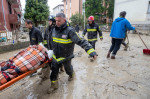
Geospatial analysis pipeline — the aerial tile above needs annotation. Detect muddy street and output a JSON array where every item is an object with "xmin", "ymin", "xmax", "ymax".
[{"xmin": 0, "ymin": 32, "xmax": 150, "ymax": 99}]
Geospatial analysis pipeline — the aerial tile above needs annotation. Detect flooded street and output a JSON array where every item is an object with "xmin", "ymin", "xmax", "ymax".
[{"xmin": 0, "ymin": 32, "xmax": 150, "ymax": 99}]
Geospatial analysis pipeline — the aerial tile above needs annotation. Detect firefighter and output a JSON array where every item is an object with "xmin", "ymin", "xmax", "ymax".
[
  {"xmin": 82, "ymin": 16, "xmax": 103, "ymax": 49},
  {"xmin": 25, "ymin": 19, "xmax": 43, "ymax": 45},
  {"xmin": 47, "ymin": 13, "xmax": 97, "ymax": 93},
  {"xmin": 43, "ymin": 15, "xmax": 56, "ymax": 49},
  {"xmin": 37, "ymin": 16, "xmax": 56, "ymax": 83},
  {"xmin": 25, "ymin": 19, "xmax": 44, "ymax": 77}
]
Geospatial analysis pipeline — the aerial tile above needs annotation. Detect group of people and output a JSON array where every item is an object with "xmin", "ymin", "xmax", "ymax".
[{"xmin": 24, "ymin": 11, "xmax": 135, "ymax": 93}]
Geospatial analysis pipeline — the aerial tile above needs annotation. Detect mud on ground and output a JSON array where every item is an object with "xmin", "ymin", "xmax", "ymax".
[{"xmin": 0, "ymin": 32, "xmax": 150, "ymax": 99}]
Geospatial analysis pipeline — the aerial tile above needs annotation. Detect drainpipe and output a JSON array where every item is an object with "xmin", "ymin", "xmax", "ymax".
[{"xmin": 1, "ymin": 0, "xmax": 7, "ymax": 31}]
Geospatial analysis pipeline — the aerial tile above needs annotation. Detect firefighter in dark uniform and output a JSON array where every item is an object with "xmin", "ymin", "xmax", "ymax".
[
  {"xmin": 47, "ymin": 13, "xmax": 97, "ymax": 93},
  {"xmin": 37, "ymin": 16, "xmax": 56, "ymax": 83},
  {"xmin": 25, "ymin": 19, "xmax": 43, "ymax": 45},
  {"xmin": 43, "ymin": 15, "xmax": 56, "ymax": 49},
  {"xmin": 25, "ymin": 19, "xmax": 43, "ymax": 77},
  {"xmin": 82, "ymin": 16, "xmax": 103, "ymax": 49}
]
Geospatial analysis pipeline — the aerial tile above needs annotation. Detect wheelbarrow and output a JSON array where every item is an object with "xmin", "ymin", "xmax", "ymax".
[{"xmin": 137, "ymin": 31, "xmax": 150, "ymax": 55}]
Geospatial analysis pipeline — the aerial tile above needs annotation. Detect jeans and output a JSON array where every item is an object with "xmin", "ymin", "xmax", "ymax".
[{"xmin": 109, "ymin": 38, "xmax": 123, "ymax": 56}]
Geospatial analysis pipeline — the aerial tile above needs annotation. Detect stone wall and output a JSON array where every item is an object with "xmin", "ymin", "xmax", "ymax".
[{"xmin": 0, "ymin": 41, "xmax": 30, "ymax": 54}]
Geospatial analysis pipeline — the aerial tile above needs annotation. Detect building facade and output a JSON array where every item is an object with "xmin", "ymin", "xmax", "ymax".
[
  {"xmin": 114, "ymin": 0, "xmax": 150, "ymax": 34},
  {"xmin": 63, "ymin": 0, "xmax": 84, "ymax": 21},
  {"xmin": 52, "ymin": 4, "xmax": 64, "ymax": 16},
  {"xmin": 0, "ymin": 0, "xmax": 21, "ymax": 32}
]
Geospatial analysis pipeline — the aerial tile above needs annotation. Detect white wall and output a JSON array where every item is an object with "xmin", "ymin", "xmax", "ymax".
[{"xmin": 114, "ymin": 0, "xmax": 150, "ymax": 24}]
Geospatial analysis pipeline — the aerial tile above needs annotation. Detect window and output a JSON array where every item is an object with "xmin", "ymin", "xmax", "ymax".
[
  {"xmin": 66, "ymin": 9, "xmax": 67, "ymax": 14},
  {"xmin": 148, "ymin": 1, "xmax": 150, "ymax": 14},
  {"xmin": 8, "ymin": 2, "xmax": 12, "ymax": 14},
  {"xmin": 10, "ymin": 24, "xmax": 13, "ymax": 29},
  {"xmin": 66, "ymin": 0, "xmax": 67, "ymax": 5},
  {"xmin": 70, "ymin": 12, "xmax": 71, "ymax": 17},
  {"xmin": 66, "ymin": 0, "xmax": 68, "ymax": 10}
]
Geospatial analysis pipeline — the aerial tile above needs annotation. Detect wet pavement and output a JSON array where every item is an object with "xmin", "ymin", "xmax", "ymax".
[{"xmin": 0, "ymin": 32, "xmax": 150, "ymax": 99}]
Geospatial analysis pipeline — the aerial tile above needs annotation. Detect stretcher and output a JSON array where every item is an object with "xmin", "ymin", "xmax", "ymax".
[{"xmin": 0, "ymin": 59, "xmax": 51, "ymax": 91}]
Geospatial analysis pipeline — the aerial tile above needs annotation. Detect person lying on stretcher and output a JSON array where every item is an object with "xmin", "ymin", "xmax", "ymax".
[{"xmin": 0, "ymin": 45, "xmax": 53, "ymax": 86}]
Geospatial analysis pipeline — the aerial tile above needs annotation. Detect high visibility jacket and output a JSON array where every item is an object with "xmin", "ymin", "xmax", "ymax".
[
  {"xmin": 29, "ymin": 26, "xmax": 43, "ymax": 45},
  {"xmin": 82, "ymin": 22, "xmax": 103, "ymax": 42},
  {"xmin": 50, "ymin": 22, "xmax": 97, "ymax": 63}
]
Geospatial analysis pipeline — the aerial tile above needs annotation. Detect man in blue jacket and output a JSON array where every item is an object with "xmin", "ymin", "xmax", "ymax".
[{"xmin": 107, "ymin": 11, "xmax": 135, "ymax": 59}]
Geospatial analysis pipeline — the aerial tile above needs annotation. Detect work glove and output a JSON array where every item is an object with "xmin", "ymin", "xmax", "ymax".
[
  {"xmin": 39, "ymin": 42, "xmax": 45, "ymax": 48},
  {"xmin": 47, "ymin": 50, "xmax": 53, "ymax": 59}
]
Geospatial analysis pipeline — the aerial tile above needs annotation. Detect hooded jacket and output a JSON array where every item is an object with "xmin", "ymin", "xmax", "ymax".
[{"xmin": 110, "ymin": 17, "xmax": 135, "ymax": 39}]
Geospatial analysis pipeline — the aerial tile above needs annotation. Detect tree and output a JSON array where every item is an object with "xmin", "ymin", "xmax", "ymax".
[
  {"xmin": 85, "ymin": 0, "xmax": 115, "ymax": 23},
  {"xmin": 24, "ymin": 0, "xmax": 49, "ymax": 26},
  {"xmin": 70, "ymin": 13, "xmax": 86, "ymax": 29},
  {"xmin": 38, "ymin": 0, "xmax": 48, "ymax": 4},
  {"xmin": 85, "ymin": 0, "xmax": 104, "ymax": 22},
  {"xmin": 105, "ymin": 0, "xmax": 115, "ymax": 18}
]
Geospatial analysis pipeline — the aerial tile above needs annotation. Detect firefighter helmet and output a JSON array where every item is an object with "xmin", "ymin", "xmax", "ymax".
[
  {"xmin": 88, "ymin": 16, "xmax": 94, "ymax": 21},
  {"xmin": 48, "ymin": 15, "xmax": 56, "ymax": 22}
]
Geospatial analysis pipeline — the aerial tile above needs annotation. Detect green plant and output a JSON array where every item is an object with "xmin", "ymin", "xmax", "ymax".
[{"xmin": 24, "ymin": 0, "xmax": 50, "ymax": 26}]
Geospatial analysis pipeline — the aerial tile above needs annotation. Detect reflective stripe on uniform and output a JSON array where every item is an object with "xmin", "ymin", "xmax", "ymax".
[
  {"xmin": 43, "ymin": 40, "xmax": 47, "ymax": 44},
  {"xmin": 76, "ymin": 32, "xmax": 81, "ymax": 40},
  {"xmin": 38, "ymin": 42, "xmax": 43, "ymax": 45},
  {"xmin": 51, "ymin": 80, "xmax": 58, "ymax": 83},
  {"xmin": 32, "ymin": 38, "xmax": 36, "ymax": 40},
  {"xmin": 88, "ymin": 38, "xmax": 97, "ymax": 41},
  {"xmin": 53, "ymin": 55, "xmax": 65, "ymax": 62},
  {"xmin": 87, "ymin": 48, "xmax": 95, "ymax": 55},
  {"xmin": 53, "ymin": 37, "xmax": 72, "ymax": 44},
  {"xmin": 67, "ymin": 22, "xmax": 70, "ymax": 26},
  {"xmin": 99, "ymin": 36, "xmax": 103, "ymax": 38},
  {"xmin": 87, "ymin": 29, "xmax": 97, "ymax": 32}
]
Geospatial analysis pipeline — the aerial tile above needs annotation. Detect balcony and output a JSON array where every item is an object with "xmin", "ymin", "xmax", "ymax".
[
  {"xmin": 9, "ymin": 14, "xmax": 21, "ymax": 24},
  {"xmin": 8, "ymin": 0, "xmax": 18, "ymax": 4},
  {"xmin": 12, "ymin": 3, "xmax": 21, "ymax": 14}
]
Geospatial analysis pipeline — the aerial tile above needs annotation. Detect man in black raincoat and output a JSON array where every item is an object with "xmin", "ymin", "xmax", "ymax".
[{"xmin": 48, "ymin": 13, "xmax": 97, "ymax": 93}]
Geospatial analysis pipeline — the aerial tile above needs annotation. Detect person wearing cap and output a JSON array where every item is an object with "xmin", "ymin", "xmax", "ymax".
[
  {"xmin": 82, "ymin": 16, "xmax": 103, "ymax": 50},
  {"xmin": 107, "ymin": 11, "xmax": 135, "ymax": 59}
]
